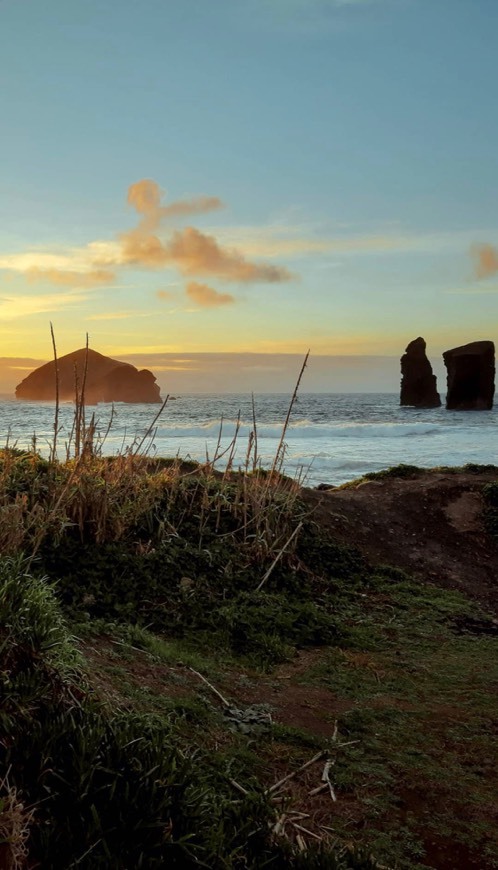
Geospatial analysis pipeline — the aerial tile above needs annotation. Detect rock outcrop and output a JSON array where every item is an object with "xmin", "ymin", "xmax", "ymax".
[
  {"xmin": 400, "ymin": 337, "xmax": 441, "ymax": 408},
  {"xmin": 443, "ymin": 341, "xmax": 495, "ymax": 410},
  {"xmin": 15, "ymin": 348, "xmax": 162, "ymax": 404}
]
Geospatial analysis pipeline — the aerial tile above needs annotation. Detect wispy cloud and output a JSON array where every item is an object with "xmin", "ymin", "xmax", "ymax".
[
  {"xmin": 87, "ymin": 311, "xmax": 155, "ymax": 321},
  {"xmin": 471, "ymin": 243, "xmax": 498, "ymax": 280},
  {"xmin": 26, "ymin": 268, "xmax": 115, "ymax": 288},
  {"xmin": 186, "ymin": 281, "xmax": 235, "ymax": 308},
  {"xmin": 443, "ymin": 285, "xmax": 498, "ymax": 295},
  {"xmin": 127, "ymin": 179, "xmax": 224, "ymax": 225},
  {"xmin": 0, "ymin": 290, "xmax": 88, "ymax": 321}
]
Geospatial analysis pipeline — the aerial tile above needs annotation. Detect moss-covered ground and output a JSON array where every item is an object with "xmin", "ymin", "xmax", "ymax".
[{"xmin": 1, "ymin": 450, "xmax": 497, "ymax": 868}]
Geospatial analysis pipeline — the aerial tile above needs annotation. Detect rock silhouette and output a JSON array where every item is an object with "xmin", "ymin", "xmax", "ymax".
[
  {"xmin": 15, "ymin": 348, "xmax": 162, "ymax": 404},
  {"xmin": 443, "ymin": 341, "xmax": 495, "ymax": 410},
  {"xmin": 400, "ymin": 337, "xmax": 441, "ymax": 408}
]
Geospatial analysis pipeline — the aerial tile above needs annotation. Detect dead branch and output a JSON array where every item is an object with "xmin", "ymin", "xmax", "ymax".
[
  {"xmin": 229, "ymin": 779, "xmax": 249, "ymax": 796},
  {"xmin": 267, "ymin": 749, "xmax": 327, "ymax": 795},
  {"xmin": 291, "ymin": 822, "xmax": 323, "ymax": 842},
  {"xmin": 187, "ymin": 666, "xmax": 230, "ymax": 708}
]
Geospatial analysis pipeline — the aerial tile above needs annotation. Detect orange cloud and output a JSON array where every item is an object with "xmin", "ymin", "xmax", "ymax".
[
  {"xmin": 127, "ymin": 179, "xmax": 223, "ymax": 228},
  {"xmin": 122, "ymin": 224, "xmax": 293, "ymax": 282},
  {"xmin": 472, "ymin": 243, "xmax": 498, "ymax": 279},
  {"xmin": 0, "ymin": 180, "xmax": 294, "ymax": 292},
  {"xmin": 26, "ymin": 268, "xmax": 115, "ymax": 287},
  {"xmin": 156, "ymin": 289, "xmax": 174, "ymax": 300},
  {"xmin": 186, "ymin": 281, "xmax": 235, "ymax": 308},
  {"xmin": 167, "ymin": 227, "xmax": 292, "ymax": 282},
  {"xmin": 121, "ymin": 179, "xmax": 293, "ymax": 284}
]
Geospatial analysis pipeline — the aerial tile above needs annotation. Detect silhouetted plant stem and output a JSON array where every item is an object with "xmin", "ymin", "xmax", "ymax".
[
  {"xmin": 271, "ymin": 350, "xmax": 310, "ymax": 478},
  {"xmin": 50, "ymin": 322, "xmax": 60, "ymax": 463},
  {"xmin": 132, "ymin": 394, "xmax": 170, "ymax": 456}
]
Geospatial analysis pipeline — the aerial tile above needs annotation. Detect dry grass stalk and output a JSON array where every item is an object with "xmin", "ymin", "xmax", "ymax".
[
  {"xmin": 49, "ymin": 321, "xmax": 60, "ymax": 464},
  {"xmin": 0, "ymin": 333, "xmax": 310, "ymax": 571},
  {"xmin": 132, "ymin": 394, "xmax": 170, "ymax": 457},
  {"xmin": 256, "ymin": 521, "xmax": 303, "ymax": 592},
  {"xmin": 269, "ymin": 350, "xmax": 310, "ymax": 479},
  {"xmin": 251, "ymin": 392, "xmax": 258, "ymax": 472},
  {"xmin": 0, "ymin": 772, "xmax": 34, "ymax": 870}
]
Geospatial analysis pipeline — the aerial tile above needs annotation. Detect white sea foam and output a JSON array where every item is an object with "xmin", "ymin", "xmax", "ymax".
[
  {"xmin": 155, "ymin": 419, "xmax": 443, "ymax": 440},
  {"xmin": 0, "ymin": 393, "xmax": 497, "ymax": 486}
]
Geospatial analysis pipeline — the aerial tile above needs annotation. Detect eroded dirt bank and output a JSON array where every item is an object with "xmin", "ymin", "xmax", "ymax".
[{"xmin": 304, "ymin": 469, "xmax": 498, "ymax": 614}]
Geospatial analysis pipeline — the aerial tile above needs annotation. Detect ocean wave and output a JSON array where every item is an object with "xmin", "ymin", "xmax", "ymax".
[{"xmin": 154, "ymin": 419, "xmax": 443, "ymax": 440}]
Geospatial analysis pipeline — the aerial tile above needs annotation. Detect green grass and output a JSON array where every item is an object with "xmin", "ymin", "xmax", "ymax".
[
  {"xmin": 289, "ymin": 574, "xmax": 498, "ymax": 869},
  {"xmin": 2, "ymin": 438, "xmax": 498, "ymax": 868},
  {"xmin": 70, "ymin": 559, "xmax": 498, "ymax": 869},
  {"xmin": 2, "ymin": 555, "xmax": 385, "ymax": 869},
  {"xmin": 337, "ymin": 462, "xmax": 498, "ymax": 488}
]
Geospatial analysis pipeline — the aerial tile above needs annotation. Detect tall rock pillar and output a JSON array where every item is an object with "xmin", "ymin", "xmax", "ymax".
[
  {"xmin": 443, "ymin": 341, "xmax": 495, "ymax": 410},
  {"xmin": 400, "ymin": 337, "xmax": 441, "ymax": 408}
]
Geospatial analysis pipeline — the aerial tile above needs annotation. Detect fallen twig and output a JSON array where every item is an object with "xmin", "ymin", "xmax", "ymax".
[
  {"xmin": 187, "ymin": 666, "xmax": 230, "ymax": 708},
  {"xmin": 272, "ymin": 813, "xmax": 287, "ymax": 836},
  {"xmin": 291, "ymin": 822, "xmax": 323, "ymax": 842},
  {"xmin": 267, "ymin": 749, "xmax": 327, "ymax": 795},
  {"xmin": 308, "ymin": 782, "xmax": 329, "ymax": 797},
  {"xmin": 229, "ymin": 779, "xmax": 249, "ymax": 796},
  {"xmin": 296, "ymin": 833, "xmax": 306, "ymax": 852},
  {"xmin": 321, "ymin": 759, "xmax": 337, "ymax": 802}
]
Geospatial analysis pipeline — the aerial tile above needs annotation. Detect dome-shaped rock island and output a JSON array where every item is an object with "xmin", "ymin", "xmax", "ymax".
[{"xmin": 15, "ymin": 348, "xmax": 162, "ymax": 404}]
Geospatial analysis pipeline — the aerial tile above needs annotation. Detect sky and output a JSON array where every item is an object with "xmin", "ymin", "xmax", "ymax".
[{"xmin": 1, "ymin": 0, "xmax": 497, "ymax": 393}]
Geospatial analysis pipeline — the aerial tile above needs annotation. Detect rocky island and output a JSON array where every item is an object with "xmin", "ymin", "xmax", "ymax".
[
  {"xmin": 443, "ymin": 340, "xmax": 495, "ymax": 410},
  {"xmin": 400, "ymin": 336, "xmax": 441, "ymax": 407},
  {"xmin": 15, "ymin": 347, "xmax": 162, "ymax": 404}
]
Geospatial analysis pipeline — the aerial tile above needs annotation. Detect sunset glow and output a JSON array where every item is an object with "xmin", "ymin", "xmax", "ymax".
[{"xmin": 1, "ymin": 0, "xmax": 497, "ymax": 392}]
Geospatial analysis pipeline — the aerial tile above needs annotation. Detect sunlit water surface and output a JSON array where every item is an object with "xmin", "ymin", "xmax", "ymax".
[{"xmin": 1, "ymin": 393, "xmax": 497, "ymax": 487}]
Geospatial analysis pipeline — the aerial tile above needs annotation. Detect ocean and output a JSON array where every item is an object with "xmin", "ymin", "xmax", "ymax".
[{"xmin": 1, "ymin": 393, "xmax": 497, "ymax": 487}]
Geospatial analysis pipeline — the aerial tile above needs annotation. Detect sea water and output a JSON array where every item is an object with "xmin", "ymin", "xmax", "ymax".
[{"xmin": 0, "ymin": 393, "xmax": 497, "ymax": 487}]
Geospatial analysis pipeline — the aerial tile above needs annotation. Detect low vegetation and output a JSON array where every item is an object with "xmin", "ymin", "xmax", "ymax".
[
  {"xmin": 1, "ymin": 372, "xmax": 497, "ymax": 868},
  {"xmin": 337, "ymin": 461, "xmax": 498, "ymax": 488}
]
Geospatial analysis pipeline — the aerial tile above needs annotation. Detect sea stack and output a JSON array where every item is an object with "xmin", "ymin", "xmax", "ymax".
[
  {"xmin": 15, "ymin": 348, "xmax": 162, "ymax": 404},
  {"xmin": 400, "ymin": 337, "xmax": 441, "ymax": 408},
  {"xmin": 443, "ymin": 341, "xmax": 495, "ymax": 410}
]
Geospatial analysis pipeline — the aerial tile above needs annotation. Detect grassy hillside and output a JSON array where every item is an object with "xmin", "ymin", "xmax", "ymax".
[{"xmin": 0, "ymin": 440, "xmax": 497, "ymax": 869}]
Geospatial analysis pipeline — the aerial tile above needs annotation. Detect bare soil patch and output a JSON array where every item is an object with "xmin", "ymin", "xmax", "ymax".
[{"xmin": 303, "ymin": 470, "xmax": 498, "ymax": 613}]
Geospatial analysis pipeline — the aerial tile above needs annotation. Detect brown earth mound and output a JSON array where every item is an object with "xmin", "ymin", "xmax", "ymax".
[{"xmin": 304, "ymin": 469, "xmax": 498, "ymax": 614}]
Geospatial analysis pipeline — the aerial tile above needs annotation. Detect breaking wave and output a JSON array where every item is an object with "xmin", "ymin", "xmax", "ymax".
[{"xmin": 155, "ymin": 419, "xmax": 443, "ymax": 440}]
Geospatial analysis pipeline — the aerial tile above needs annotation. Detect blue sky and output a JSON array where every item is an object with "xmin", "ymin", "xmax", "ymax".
[{"xmin": 0, "ymin": 0, "xmax": 497, "ymax": 391}]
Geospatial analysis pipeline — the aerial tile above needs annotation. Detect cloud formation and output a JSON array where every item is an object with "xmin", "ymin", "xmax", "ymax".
[
  {"xmin": 26, "ymin": 268, "xmax": 115, "ymax": 288},
  {"xmin": 472, "ymin": 243, "xmax": 498, "ymax": 280},
  {"xmin": 158, "ymin": 227, "xmax": 291, "ymax": 282},
  {"xmin": 88, "ymin": 311, "xmax": 155, "ymax": 321},
  {"xmin": 127, "ymin": 179, "xmax": 224, "ymax": 227},
  {"xmin": 0, "ymin": 179, "xmax": 293, "ymax": 299},
  {"xmin": 186, "ymin": 281, "xmax": 235, "ymax": 308},
  {"xmin": 0, "ymin": 291, "xmax": 88, "ymax": 321},
  {"xmin": 121, "ymin": 180, "xmax": 293, "ymax": 283}
]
